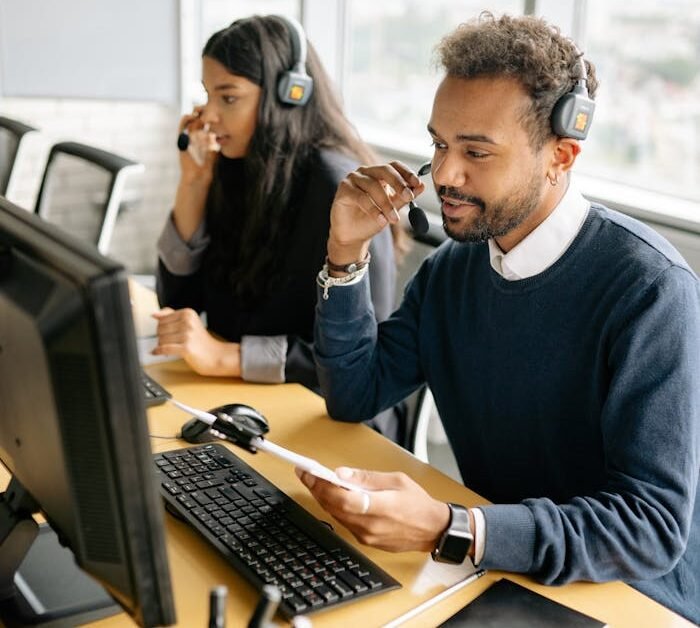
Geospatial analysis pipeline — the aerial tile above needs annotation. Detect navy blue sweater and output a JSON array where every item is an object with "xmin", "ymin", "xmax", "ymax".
[{"xmin": 315, "ymin": 205, "xmax": 700, "ymax": 623}]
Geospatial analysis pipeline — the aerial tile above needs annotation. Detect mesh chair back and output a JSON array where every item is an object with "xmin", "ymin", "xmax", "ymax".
[
  {"xmin": 34, "ymin": 141, "xmax": 144, "ymax": 254},
  {"xmin": 0, "ymin": 116, "xmax": 38, "ymax": 198}
]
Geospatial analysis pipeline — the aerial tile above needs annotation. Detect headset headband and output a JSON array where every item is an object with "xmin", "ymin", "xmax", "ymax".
[
  {"xmin": 280, "ymin": 16, "xmax": 307, "ymax": 74},
  {"xmin": 577, "ymin": 55, "xmax": 588, "ymax": 89},
  {"xmin": 276, "ymin": 15, "xmax": 313, "ymax": 106}
]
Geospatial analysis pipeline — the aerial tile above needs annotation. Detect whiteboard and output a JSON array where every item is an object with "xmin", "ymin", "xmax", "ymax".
[{"xmin": 0, "ymin": 0, "xmax": 179, "ymax": 104}]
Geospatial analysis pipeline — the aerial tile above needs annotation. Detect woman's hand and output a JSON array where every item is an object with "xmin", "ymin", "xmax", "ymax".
[
  {"xmin": 152, "ymin": 307, "xmax": 241, "ymax": 377},
  {"xmin": 296, "ymin": 466, "xmax": 449, "ymax": 552},
  {"xmin": 178, "ymin": 106, "xmax": 219, "ymax": 186},
  {"xmin": 172, "ymin": 107, "xmax": 219, "ymax": 242}
]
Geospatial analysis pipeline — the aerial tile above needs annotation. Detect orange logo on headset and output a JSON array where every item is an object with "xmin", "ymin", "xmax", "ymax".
[
  {"xmin": 575, "ymin": 112, "xmax": 589, "ymax": 132},
  {"xmin": 289, "ymin": 85, "xmax": 305, "ymax": 101}
]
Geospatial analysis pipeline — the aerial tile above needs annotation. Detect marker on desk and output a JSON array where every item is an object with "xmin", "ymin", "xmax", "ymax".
[
  {"xmin": 208, "ymin": 585, "xmax": 227, "ymax": 628},
  {"xmin": 247, "ymin": 584, "xmax": 281, "ymax": 628}
]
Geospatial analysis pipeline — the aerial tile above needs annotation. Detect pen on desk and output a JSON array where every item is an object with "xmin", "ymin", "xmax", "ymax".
[
  {"xmin": 247, "ymin": 584, "xmax": 281, "ymax": 628},
  {"xmin": 382, "ymin": 569, "xmax": 487, "ymax": 628},
  {"xmin": 208, "ymin": 585, "xmax": 227, "ymax": 628}
]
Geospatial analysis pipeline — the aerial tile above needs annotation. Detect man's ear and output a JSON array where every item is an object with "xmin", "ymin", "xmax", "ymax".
[{"xmin": 547, "ymin": 137, "xmax": 581, "ymax": 181}]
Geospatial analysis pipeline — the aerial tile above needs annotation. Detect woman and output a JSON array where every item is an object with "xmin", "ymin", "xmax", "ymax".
[{"xmin": 154, "ymin": 15, "xmax": 404, "ymax": 439}]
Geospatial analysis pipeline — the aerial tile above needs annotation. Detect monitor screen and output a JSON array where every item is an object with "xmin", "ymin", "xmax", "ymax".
[{"xmin": 0, "ymin": 196, "xmax": 175, "ymax": 626}]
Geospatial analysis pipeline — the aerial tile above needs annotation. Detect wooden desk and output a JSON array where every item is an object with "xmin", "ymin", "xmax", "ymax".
[
  {"xmin": 87, "ymin": 358, "xmax": 690, "ymax": 628},
  {"xmin": 0, "ymin": 281, "xmax": 690, "ymax": 627}
]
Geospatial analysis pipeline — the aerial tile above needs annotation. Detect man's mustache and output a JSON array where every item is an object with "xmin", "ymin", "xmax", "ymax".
[{"xmin": 438, "ymin": 186, "xmax": 486, "ymax": 211}]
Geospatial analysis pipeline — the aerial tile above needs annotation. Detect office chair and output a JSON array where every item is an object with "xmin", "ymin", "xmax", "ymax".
[
  {"xmin": 34, "ymin": 141, "xmax": 144, "ymax": 254},
  {"xmin": 0, "ymin": 116, "xmax": 39, "ymax": 199}
]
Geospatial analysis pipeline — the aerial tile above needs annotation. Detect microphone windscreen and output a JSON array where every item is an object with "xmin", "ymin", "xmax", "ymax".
[
  {"xmin": 177, "ymin": 131, "xmax": 190, "ymax": 151},
  {"xmin": 408, "ymin": 204, "xmax": 429, "ymax": 235},
  {"xmin": 417, "ymin": 162, "xmax": 432, "ymax": 177}
]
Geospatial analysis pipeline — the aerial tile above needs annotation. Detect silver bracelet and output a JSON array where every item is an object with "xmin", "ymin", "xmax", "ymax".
[{"xmin": 316, "ymin": 263, "xmax": 369, "ymax": 300}]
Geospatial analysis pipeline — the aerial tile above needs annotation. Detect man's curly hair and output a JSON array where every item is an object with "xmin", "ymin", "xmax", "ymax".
[{"xmin": 436, "ymin": 12, "xmax": 599, "ymax": 149}]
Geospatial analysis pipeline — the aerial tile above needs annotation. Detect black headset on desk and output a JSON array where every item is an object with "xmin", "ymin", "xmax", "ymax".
[{"xmin": 177, "ymin": 15, "xmax": 313, "ymax": 151}]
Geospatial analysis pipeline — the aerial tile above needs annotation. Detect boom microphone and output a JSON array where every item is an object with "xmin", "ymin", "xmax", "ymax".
[
  {"xmin": 177, "ymin": 129, "xmax": 190, "ymax": 151},
  {"xmin": 407, "ymin": 162, "xmax": 432, "ymax": 236}
]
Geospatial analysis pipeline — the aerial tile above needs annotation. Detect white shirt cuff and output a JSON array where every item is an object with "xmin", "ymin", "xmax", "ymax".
[
  {"xmin": 472, "ymin": 507, "xmax": 486, "ymax": 566},
  {"xmin": 240, "ymin": 335, "xmax": 288, "ymax": 383}
]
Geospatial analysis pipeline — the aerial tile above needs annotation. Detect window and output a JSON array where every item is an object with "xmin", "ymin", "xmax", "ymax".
[
  {"xmin": 343, "ymin": 1, "xmax": 525, "ymax": 156},
  {"xmin": 579, "ymin": 0, "xmax": 700, "ymax": 203},
  {"xmin": 199, "ymin": 0, "xmax": 299, "ymax": 42},
  {"xmin": 340, "ymin": 0, "xmax": 700, "ymax": 215}
]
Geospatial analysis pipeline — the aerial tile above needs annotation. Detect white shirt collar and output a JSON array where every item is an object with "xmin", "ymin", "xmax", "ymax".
[{"xmin": 488, "ymin": 178, "xmax": 589, "ymax": 281}]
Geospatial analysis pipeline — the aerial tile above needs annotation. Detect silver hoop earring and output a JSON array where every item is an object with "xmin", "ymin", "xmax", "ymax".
[{"xmin": 547, "ymin": 173, "xmax": 559, "ymax": 187}]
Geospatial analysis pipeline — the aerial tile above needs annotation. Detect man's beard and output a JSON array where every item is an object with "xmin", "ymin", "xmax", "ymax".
[{"xmin": 440, "ymin": 173, "xmax": 544, "ymax": 244}]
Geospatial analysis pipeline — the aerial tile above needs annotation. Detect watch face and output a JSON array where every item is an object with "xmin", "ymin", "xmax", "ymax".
[{"xmin": 440, "ymin": 528, "xmax": 473, "ymax": 564}]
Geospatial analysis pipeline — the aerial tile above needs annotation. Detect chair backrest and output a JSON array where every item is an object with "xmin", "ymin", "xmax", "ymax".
[
  {"xmin": 34, "ymin": 141, "xmax": 144, "ymax": 254},
  {"xmin": 398, "ymin": 216, "xmax": 448, "ymax": 460},
  {"xmin": 0, "ymin": 116, "xmax": 38, "ymax": 198}
]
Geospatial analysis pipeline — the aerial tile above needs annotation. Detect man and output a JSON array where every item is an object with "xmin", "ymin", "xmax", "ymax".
[{"xmin": 297, "ymin": 13, "xmax": 700, "ymax": 624}]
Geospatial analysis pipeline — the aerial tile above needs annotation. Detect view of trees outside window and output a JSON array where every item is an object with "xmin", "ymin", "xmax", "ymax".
[
  {"xmin": 580, "ymin": 0, "xmax": 700, "ymax": 202},
  {"xmin": 344, "ymin": 0, "xmax": 700, "ymax": 206}
]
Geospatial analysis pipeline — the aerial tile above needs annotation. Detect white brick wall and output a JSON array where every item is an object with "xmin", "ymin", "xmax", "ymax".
[{"xmin": 0, "ymin": 97, "xmax": 181, "ymax": 273}]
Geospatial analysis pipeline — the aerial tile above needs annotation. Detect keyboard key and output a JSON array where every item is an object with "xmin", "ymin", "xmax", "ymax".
[
  {"xmin": 330, "ymin": 579, "xmax": 354, "ymax": 599},
  {"xmin": 338, "ymin": 571, "xmax": 369, "ymax": 594}
]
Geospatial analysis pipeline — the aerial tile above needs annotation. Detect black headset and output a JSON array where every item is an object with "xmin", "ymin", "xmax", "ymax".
[
  {"xmin": 276, "ymin": 16, "xmax": 313, "ymax": 106},
  {"xmin": 178, "ymin": 15, "xmax": 314, "ymax": 150},
  {"xmin": 551, "ymin": 55, "xmax": 595, "ymax": 140}
]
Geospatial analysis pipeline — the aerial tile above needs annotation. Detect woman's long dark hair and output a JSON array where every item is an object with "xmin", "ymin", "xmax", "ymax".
[{"xmin": 203, "ymin": 15, "xmax": 404, "ymax": 300}]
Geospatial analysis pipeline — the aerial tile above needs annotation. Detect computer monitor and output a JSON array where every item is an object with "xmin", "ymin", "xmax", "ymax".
[{"xmin": 0, "ymin": 196, "xmax": 176, "ymax": 626}]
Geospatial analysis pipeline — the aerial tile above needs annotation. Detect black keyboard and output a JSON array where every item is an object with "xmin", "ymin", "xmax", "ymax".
[
  {"xmin": 142, "ymin": 370, "xmax": 171, "ymax": 406},
  {"xmin": 154, "ymin": 444, "xmax": 400, "ymax": 618}
]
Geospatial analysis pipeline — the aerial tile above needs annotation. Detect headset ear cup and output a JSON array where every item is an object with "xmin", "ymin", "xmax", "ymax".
[
  {"xmin": 277, "ymin": 70, "xmax": 313, "ymax": 106},
  {"xmin": 551, "ymin": 93, "xmax": 573, "ymax": 137},
  {"xmin": 551, "ymin": 53, "xmax": 595, "ymax": 140},
  {"xmin": 550, "ymin": 89, "xmax": 595, "ymax": 140}
]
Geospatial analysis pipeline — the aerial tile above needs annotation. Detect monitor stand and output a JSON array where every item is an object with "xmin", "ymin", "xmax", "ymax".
[{"xmin": 0, "ymin": 482, "xmax": 121, "ymax": 627}]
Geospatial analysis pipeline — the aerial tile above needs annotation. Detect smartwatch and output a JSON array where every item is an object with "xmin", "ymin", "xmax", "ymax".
[{"xmin": 431, "ymin": 503, "xmax": 473, "ymax": 564}]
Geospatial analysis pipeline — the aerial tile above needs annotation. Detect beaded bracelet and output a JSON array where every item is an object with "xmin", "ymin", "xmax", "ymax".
[{"xmin": 316, "ymin": 263, "xmax": 369, "ymax": 300}]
